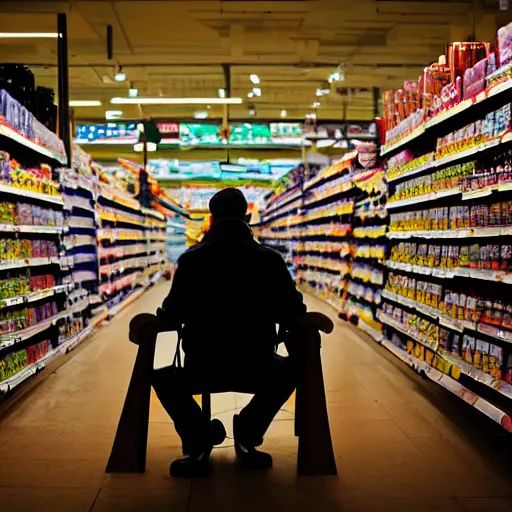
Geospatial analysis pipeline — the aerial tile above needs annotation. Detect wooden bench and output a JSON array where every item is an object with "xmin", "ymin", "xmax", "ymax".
[{"xmin": 106, "ymin": 312, "xmax": 337, "ymax": 477}]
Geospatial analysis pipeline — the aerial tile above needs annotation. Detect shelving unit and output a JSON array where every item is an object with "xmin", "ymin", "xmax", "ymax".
[
  {"xmin": 0, "ymin": 90, "xmax": 169, "ymax": 397},
  {"xmin": 377, "ymin": 41, "xmax": 512, "ymax": 431}
]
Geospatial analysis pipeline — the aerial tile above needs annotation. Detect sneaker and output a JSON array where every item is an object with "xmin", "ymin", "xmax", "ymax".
[
  {"xmin": 233, "ymin": 414, "xmax": 273, "ymax": 470},
  {"xmin": 170, "ymin": 451, "xmax": 211, "ymax": 478},
  {"xmin": 173, "ymin": 419, "xmax": 227, "ymax": 477}
]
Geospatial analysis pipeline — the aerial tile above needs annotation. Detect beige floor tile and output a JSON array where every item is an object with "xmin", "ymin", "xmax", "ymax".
[
  {"xmin": 92, "ymin": 487, "xmax": 190, "ymax": 512},
  {"xmin": 0, "ymin": 487, "xmax": 99, "ymax": 512},
  {"xmin": 0, "ymin": 457, "xmax": 105, "ymax": 488},
  {"xmin": 302, "ymin": 490, "xmax": 464, "ymax": 511},
  {"xmin": 456, "ymin": 497, "xmax": 512, "ymax": 511}
]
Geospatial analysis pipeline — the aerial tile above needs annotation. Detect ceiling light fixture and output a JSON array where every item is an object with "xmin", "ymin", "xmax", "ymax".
[
  {"xmin": 134, "ymin": 142, "xmax": 157, "ymax": 152},
  {"xmin": 252, "ymin": 87, "xmax": 262, "ymax": 97},
  {"xmin": 313, "ymin": 101, "xmax": 321, "ymax": 108},
  {"xmin": 111, "ymin": 97, "xmax": 243, "ymax": 105},
  {"xmin": 316, "ymin": 88, "xmax": 330, "ymax": 97},
  {"xmin": 128, "ymin": 88, "xmax": 139, "ymax": 98},
  {"xmin": 281, "ymin": 109, "xmax": 287, "ymax": 117},
  {"xmin": 69, "ymin": 100, "xmax": 102, "ymax": 107},
  {"xmin": 194, "ymin": 111, "xmax": 209, "ymax": 119},
  {"xmin": 248, "ymin": 105, "xmax": 256, "ymax": 116},
  {"xmin": 105, "ymin": 110, "xmax": 123, "ymax": 119},
  {"xmin": 114, "ymin": 66, "xmax": 126, "ymax": 82},
  {"xmin": 247, "ymin": 92, "xmax": 255, "ymax": 98},
  {"xmin": 249, "ymin": 74, "xmax": 260, "ymax": 84},
  {"xmin": 0, "ymin": 32, "xmax": 58, "ymax": 38},
  {"xmin": 218, "ymin": 88, "xmax": 226, "ymax": 99}
]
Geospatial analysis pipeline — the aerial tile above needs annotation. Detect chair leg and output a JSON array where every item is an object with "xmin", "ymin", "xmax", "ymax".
[
  {"xmin": 296, "ymin": 326, "xmax": 337, "ymax": 477},
  {"xmin": 202, "ymin": 392, "xmax": 212, "ymax": 421},
  {"xmin": 106, "ymin": 339, "xmax": 155, "ymax": 473}
]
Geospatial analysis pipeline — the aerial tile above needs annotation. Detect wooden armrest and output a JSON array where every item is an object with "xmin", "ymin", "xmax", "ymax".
[{"xmin": 306, "ymin": 312, "xmax": 334, "ymax": 334}]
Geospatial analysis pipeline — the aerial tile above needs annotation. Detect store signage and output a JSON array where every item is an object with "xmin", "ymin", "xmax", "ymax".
[
  {"xmin": 304, "ymin": 121, "xmax": 378, "ymax": 141},
  {"xmin": 74, "ymin": 123, "xmax": 139, "ymax": 144},
  {"xmin": 74, "ymin": 122, "xmax": 306, "ymax": 146},
  {"xmin": 156, "ymin": 122, "xmax": 180, "ymax": 143}
]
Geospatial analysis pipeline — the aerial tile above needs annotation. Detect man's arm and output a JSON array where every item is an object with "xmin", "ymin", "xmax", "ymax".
[
  {"xmin": 269, "ymin": 251, "xmax": 307, "ymax": 328},
  {"xmin": 157, "ymin": 255, "xmax": 190, "ymax": 330}
]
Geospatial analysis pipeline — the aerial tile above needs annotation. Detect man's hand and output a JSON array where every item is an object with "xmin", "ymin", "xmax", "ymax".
[{"xmin": 129, "ymin": 313, "xmax": 160, "ymax": 345}]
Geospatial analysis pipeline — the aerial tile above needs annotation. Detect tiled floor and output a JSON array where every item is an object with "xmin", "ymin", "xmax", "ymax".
[{"xmin": 0, "ymin": 282, "xmax": 511, "ymax": 511}]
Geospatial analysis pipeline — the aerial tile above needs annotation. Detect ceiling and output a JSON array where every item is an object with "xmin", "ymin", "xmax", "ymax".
[{"xmin": 0, "ymin": 0, "xmax": 510, "ymax": 123}]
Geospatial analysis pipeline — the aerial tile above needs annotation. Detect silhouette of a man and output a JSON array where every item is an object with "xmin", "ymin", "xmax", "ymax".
[{"xmin": 153, "ymin": 187, "xmax": 307, "ymax": 477}]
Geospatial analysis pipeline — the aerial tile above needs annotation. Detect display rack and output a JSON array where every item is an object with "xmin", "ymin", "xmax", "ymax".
[
  {"xmin": 377, "ymin": 29, "xmax": 512, "ymax": 431},
  {"xmin": 0, "ymin": 90, "xmax": 169, "ymax": 396}
]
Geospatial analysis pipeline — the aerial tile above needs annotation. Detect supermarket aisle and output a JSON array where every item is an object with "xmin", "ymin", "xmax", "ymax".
[{"xmin": 0, "ymin": 282, "xmax": 511, "ymax": 512}]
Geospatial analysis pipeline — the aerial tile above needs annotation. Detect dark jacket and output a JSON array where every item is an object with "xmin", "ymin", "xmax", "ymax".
[{"xmin": 158, "ymin": 218, "xmax": 306, "ymax": 368}]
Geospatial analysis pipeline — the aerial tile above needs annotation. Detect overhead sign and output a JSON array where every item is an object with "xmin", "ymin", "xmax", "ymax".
[
  {"xmin": 75, "ymin": 122, "xmax": 305, "ymax": 147},
  {"xmin": 74, "ymin": 123, "xmax": 138, "ymax": 144}
]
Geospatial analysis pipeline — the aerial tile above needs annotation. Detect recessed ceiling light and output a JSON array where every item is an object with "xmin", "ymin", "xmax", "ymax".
[
  {"xmin": 252, "ymin": 87, "xmax": 261, "ymax": 97},
  {"xmin": 128, "ymin": 88, "xmax": 138, "ymax": 98},
  {"xmin": 250, "ymin": 74, "xmax": 260, "ymax": 84},
  {"xmin": 194, "ymin": 111, "xmax": 208, "ymax": 119},
  {"xmin": 218, "ymin": 88, "xmax": 226, "ymax": 99},
  {"xmin": 106, "ymin": 110, "xmax": 123, "ymax": 119},
  {"xmin": 281, "ymin": 109, "xmax": 287, "ymax": 117},
  {"xmin": 69, "ymin": 100, "xmax": 102, "ymax": 107},
  {"xmin": 313, "ymin": 101, "xmax": 321, "ymax": 108},
  {"xmin": 0, "ymin": 32, "xmax": 58, "ymax": 38},
  {"xmin": 111, "ymin": 97, "xmax": 243, "ymax": 105}
]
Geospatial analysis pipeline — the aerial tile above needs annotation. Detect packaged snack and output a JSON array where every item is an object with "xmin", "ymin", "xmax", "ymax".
[
  {"xmin": 474, "ymin": 339, "xmax": 489, "ymax": 370},
  {"xmin": 488, "ymin": 344, "xmax": 503, "ymax": 379},
  {"xmin": 496, "ymin": 22, "xmax": 512, "ymax": 68},
  {"xmin": 461, "ymin": 335, "xmax": 475, "ymax": 364}
]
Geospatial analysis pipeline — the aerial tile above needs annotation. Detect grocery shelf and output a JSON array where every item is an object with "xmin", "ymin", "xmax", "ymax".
[
  {"xmin": 387, "ymin": 188, "xmax": 460, "ymax": 210},
  {"xmin": 0, "ymin": 256, "xmax": 61, "ymax": 271},
  {"xmin": 0, "ymin": 183, "xmax": 64, "ymax": 206},
  {"xmin": 0, "ymin": 121, "xmax": 66, "ymax": 165},
  {"xmin": 0, "ymin": 284, "xmax": 70, "ymax": 309},
  {"xmin": 0, "ymin": 309, "xmax": 72, "ymax": 349},
  {"xmin": 358, "ymin": 318, "xmax": 384, "ymax": 342},
  {"xmin": 385, "ymin": 260, "xmax": 512, "ymax": 283},
  {"xmin": 381, "ymin": 69, "xmax": 512, "ymax": 157},
  {"xmin": 387, "ymin": 226, "xmax": 508, "ymax": 239},
  {"xmin": 0, "ymin": 224, "xmax": 65, "ymax": 235},
  {"xmin": 380, "ymin": 338, "xmax": 512, "ymax": 432}
]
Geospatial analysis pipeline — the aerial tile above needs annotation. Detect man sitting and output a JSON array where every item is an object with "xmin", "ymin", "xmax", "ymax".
[{"xmin": 153, "ymin": 188, "xmax": 307, "ymax": 477}]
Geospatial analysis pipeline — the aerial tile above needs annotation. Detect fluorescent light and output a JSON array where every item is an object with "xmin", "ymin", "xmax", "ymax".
[
  {"xmin": 218, "ymin": 88, "xmax": 226, "ymax": 99},
  {"xmin": 111, "ymin": 97, "xmax": 243, "ymax": 105},
  {"xmin": 134, "ymin": 142, "xmax": 157, "ymax": 152},
  {"xmin": 128, "ymin": 88, "xmax": 138, "ymax": 98},
  {"xmin": 106, "ymin": 110, "xmax": 123, "ymax": 119},
  {"xmin": 194, "ymin": 111, "xmax": 208, "ymax": 119},
  {"xmin": 0, "ymin": 32, "xmax": 58, "ymax": 38},
  {"xmin": 281, "ymin": 109, "xmax": 287, "ymax": 117},
  {"xmin": 250, "ymin": 74, "xmax": 260, "ymax": 84},
  {"xmin": 69, "ymin": 100, "xmax": 101, "ymax": 107},
  {"xmin": 316, "ymin": 88, "xmax": 330, "ymax": 97},
  {"xmin": 252, "ymin": 87, "xmax": 262, "ymax": 97}
]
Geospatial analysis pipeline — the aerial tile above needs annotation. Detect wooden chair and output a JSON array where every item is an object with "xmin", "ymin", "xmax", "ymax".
[{"xmin": 106, "ymin": 313, "xmax": 337, "ymax": 477}]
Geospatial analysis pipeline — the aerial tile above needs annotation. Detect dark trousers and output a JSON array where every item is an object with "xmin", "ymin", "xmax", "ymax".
[{"xmin": 152, "ymin": 355, "xmax": 296, "ymax": 453}]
